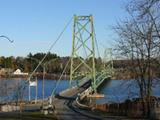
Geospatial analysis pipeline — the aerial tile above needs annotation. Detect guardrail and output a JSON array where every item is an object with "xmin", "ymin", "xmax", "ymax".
[{"xmin": 75, "ymin": 71, "xmax": 111, "ymax": 109}]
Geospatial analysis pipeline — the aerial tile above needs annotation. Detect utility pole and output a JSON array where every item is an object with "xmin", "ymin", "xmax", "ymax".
[
  {"xmin": 103, "ymin": 48, "xmax": 113, "ymax": 76},
  {"xmin": 42, "ymin": 58, "xmax": 57, "ymax": 107},
  {"xmin": 29, "ymin": 78, "xmax": 31, "ymax": 101},
  {"xmin": 0, "ymin": 35, "xmax": 14, "ymax": 105},
  {"xmin": 35, "ymin": 76, "xmax": 38, "ymax": 103},
  {"xmin": 42, "ymin": 64, "xmax": 45, "ymax": 108},
  {"xmin": 28, "ymin": 57, "xmax": 39, "ymax": 102}
]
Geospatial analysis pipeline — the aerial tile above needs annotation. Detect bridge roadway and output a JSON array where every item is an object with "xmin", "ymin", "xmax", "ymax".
[
  {"xmin": 52, "ymin": 79, "xmax": 130, "ymax": 120},
  {"xmin": 53, "ymin": 79, "xmax": 98, "ymax": 120}
]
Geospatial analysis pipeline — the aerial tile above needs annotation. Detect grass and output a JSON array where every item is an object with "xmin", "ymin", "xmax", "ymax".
[{"xmin": 0, "ymin": 111, "xmax": 57, "ymax": 120}]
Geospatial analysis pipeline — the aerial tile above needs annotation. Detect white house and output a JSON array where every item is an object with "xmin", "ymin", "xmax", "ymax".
[{"xmin": 13, "ymin": 69, "xmax": 28, "ymax": 75}]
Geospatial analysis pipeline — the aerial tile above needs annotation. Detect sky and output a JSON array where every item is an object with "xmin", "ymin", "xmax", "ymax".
[{"xmin": 0, "ymin": 0, "xmax": 128, "ymax": 57}]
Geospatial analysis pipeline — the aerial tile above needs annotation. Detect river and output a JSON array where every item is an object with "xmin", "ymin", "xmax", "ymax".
[{"xmin": 0, "ymin": 79, "xmax": 159, "ymax": 104}]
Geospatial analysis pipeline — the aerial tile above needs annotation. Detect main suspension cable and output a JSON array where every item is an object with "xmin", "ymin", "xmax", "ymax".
[
  {"xmin": 28, "ymin": 16, "xmax": 73, "ymax": 81},
  {"xmin": 51, "ymin": 58, "xmax": 71, "ymax": 96}
]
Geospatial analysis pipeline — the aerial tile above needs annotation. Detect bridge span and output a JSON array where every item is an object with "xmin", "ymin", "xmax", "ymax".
[{"xmin": 23, "ymin": 15, "xmax": 114, "ymax": 119}]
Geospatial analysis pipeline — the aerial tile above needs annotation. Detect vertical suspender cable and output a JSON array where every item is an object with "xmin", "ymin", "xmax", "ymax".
[{"xmin": 93, "ymin": 25, "xmax": 100, "ymax": 58}]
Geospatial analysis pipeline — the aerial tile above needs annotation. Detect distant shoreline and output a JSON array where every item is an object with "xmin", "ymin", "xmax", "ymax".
[
  {"xmin": 0, "ymin": 73, "xmax": 70, "ymax": 80},
  {"xmin": 0, "ymin": 71, "xmax": 136, "ymax": 80}
]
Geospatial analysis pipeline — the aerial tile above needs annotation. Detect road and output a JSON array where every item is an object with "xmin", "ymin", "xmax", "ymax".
[
  {"xmin": 53, "ymin": 86, "xmax": 102, "ymax": 120},
  {"xmin": 53, "ymin": 86, "xmax": 134, "ymax": 120}
]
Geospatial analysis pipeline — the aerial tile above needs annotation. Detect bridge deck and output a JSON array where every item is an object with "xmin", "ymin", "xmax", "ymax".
[
  {"xmin": 51, "ymin": 76, "xmax": 126, "ymax": 120},
  {"xmin": 53, "ymin": 86, "xmax": 102, "ymax": 120}
]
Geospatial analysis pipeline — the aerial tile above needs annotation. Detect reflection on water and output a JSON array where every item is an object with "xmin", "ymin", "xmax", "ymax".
[{"xmin": 0, "ymin": 79, "xmax": 159, "ymax": 104}]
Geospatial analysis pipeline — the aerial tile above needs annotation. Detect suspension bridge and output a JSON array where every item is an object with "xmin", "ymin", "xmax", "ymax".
[
  {"xmin": 1, "ymin": 15, "xmax": 114, "ymax": 120},
  {"xmin": 40, "ymin": 15, "xmax": 113, "ymax": 120}
]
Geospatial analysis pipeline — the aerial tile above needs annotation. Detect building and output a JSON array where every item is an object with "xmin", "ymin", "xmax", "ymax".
[{"xmin": 13, "ymin": 69, "xmax": 28, "ymax": 75}]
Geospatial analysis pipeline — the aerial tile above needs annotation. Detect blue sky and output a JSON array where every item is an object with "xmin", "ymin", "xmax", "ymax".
[{"xmin": 0, "ymin": 0, "xmax": 127, "ymax": 57}]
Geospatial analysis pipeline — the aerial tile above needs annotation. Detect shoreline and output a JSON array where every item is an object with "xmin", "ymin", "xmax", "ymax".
[
  {"xmin": 0, "ymin": 73, "xmax": 70, "ymax": 80},
  {"xmin": 0, "ymin": 77, "xmax": 133, "ymax": 81},
  {"xmin": 0, "ymin": 73, "xmax": 139, "ymax": 81}
]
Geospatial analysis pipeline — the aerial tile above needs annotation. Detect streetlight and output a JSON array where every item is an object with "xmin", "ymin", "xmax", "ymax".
[
  {"xmin": 0, "ymin": 35, "xmax": 13, "ymax": 69},
  {"xmin": 27, "ymin": 57, "xmax": 58, "ymax": 105},
  {"xmin": 42, "ymin": 58, "xmax": 58, "ymax": 108},
  {"xmin": 0, "ymin": 35, "xmax": 13, "ymax": 43},
  {"xmin": 0, "ymin": 35, "xmax": 13, "ymax": 104},
  {"xmin": 27, "ymin": 57, "xmax": 40, "ymax": 102}
]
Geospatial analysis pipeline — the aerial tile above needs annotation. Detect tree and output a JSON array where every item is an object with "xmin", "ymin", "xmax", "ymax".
[{"xmin": 114, "ymin": 0, "xmax": 160, "ymax": 117}]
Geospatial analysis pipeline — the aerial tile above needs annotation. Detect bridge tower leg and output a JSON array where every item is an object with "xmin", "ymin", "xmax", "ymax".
[
  {"xmin": 70, "ymin": 15, "xmax": 97, "ymax": 93},
  {"xmin": 103, "ymin": 48, "xmax": 114, "ymax": 76}
]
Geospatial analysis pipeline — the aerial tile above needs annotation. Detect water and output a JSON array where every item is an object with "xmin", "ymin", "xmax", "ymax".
[
  {"xmin": 0, "ymin": 79, "xmax": 160, "ymax": 104},
  {"xmin": 30, "ymin": 80, "xmax": 70, "ymax": 99},
  {"xmin": 96, "ymin": 79, "xmax": 160, "ymax": 104},
  {"xmin": 0, "ymin": 79, "xmax": 70, "ymax": 102}
]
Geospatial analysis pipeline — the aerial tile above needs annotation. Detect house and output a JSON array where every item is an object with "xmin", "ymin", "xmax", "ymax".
[{"xmin": 13, "ymin": 69, "xmax": 28, "ymax": 75}]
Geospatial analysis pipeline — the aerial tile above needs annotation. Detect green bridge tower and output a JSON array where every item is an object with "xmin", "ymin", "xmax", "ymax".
[{"xmin": 70, "ymin": 15, "xmax": 97, "ymax": 93}]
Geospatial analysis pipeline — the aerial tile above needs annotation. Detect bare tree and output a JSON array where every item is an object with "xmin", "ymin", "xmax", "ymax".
[
  {"xmin": 11, "ymin": 80, "xmax": 27, "ymax": 113},
  {"xmin": 114, "ymin": 0, "xmax": 160, "ymax": 116}
]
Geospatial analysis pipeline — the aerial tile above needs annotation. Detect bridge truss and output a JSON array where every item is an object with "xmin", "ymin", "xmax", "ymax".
[{"xmin": 70, "ymin": 15, "xmax": 97, "ymax": 93}]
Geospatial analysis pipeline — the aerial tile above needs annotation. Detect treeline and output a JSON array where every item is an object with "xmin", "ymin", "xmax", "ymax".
[
  {"xmin": 0, "ymin": 52, "xmax": 58, "ymax": 73},
  {"xmin": 0, "ymin": 52, "xmax": 103, "ymax": 75},
  {"xmin": 1, "ymin": 52, "xmax": 160, "ymax": 80}
]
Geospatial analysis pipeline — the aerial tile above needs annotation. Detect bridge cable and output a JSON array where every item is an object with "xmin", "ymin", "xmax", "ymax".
[
  {"xmin": 28, "ymin": 16, "xmax": 73, "ymax": 81},
  {"xmin": 93, "ymin": 24, "xmax": 100, "ymax": 58},
  {"xmin": 51, "ymin": 57, "xmax": 71, "ymax": 96}
]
